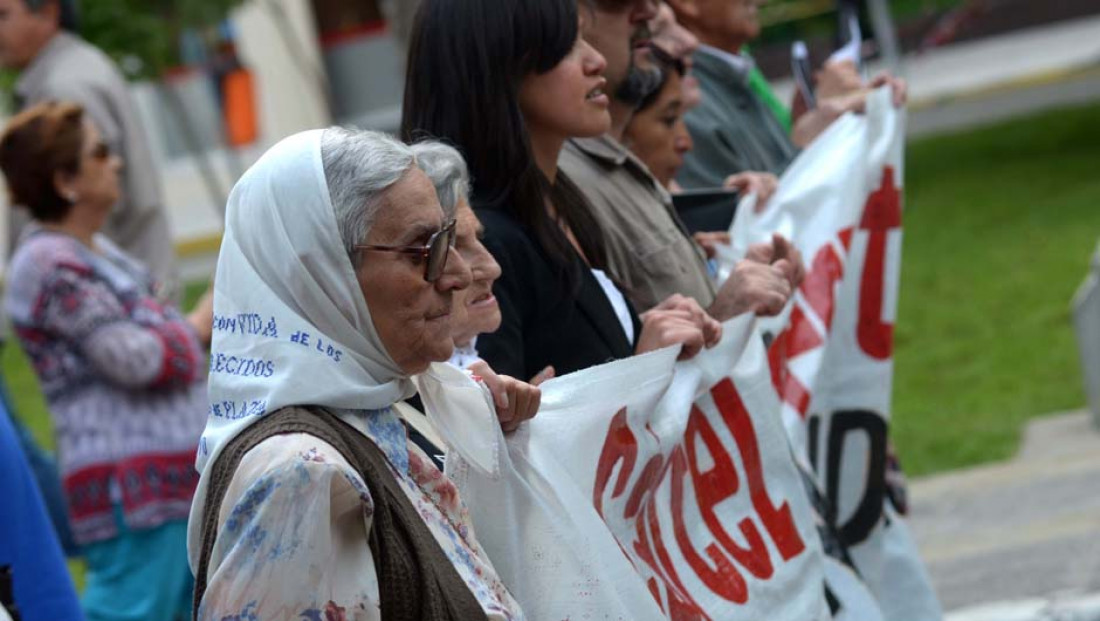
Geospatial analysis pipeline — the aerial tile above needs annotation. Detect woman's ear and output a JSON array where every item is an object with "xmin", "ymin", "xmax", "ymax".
[{"xmin": 53, "ymin": 169, "xmax": 77, "ymax": 204}]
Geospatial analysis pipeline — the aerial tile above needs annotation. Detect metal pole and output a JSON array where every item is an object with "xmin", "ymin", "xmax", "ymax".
[
  {"xmin": 865, "ymin": 0, "xmax": 904, "ymax": 75},
  {"xmin": 1073, "ymin": 243, "xmax": 1100, "ymax": 430}
]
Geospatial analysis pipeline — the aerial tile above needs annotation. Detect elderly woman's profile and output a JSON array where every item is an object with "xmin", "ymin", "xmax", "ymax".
[{"xmin": 187, "ymin": 128, "xmax": 523, "ymax": 620}]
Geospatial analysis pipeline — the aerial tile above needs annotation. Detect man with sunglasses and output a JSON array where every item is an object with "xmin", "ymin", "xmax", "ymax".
[{"xmin": 0, "ymin": 0, "xmax": 180, "ymax": 302}]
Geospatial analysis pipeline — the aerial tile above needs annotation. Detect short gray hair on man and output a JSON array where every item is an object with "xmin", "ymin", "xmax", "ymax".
[
  {"xmin": 321, "ymin": 127, "xmax": 418, "ymax": 268},
  {"xmin": 410, "ymin": 141, "xmax": 470, "ymax": 219}
]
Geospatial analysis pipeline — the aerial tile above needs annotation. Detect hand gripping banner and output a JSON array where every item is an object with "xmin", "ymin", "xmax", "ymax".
[
  {"xmin": 444, "ymin": 315, "xmax": 831, "ymax": 621},
  {"xmin": 728, "ymin": 86, "xmax": 942, "ymax": 621}
]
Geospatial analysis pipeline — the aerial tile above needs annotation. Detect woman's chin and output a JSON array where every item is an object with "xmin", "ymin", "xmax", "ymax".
[{"xmin": 470, "ymin": 308, "xmax": 502, "ymax": 336}]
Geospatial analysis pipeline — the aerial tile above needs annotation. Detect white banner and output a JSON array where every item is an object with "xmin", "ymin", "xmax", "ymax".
[
  {"xmin": 447, "ymin": 315, "xmax": 831, "ymax": 621},
  {"xmin": 729, "ymin": 86, "xmax": 942, "ymax": 621}
]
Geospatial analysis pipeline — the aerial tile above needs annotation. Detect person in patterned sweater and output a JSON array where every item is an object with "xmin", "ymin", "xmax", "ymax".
[{"xmin": 0, "ymin": 101, "xmax": 213, "ymax": 621}]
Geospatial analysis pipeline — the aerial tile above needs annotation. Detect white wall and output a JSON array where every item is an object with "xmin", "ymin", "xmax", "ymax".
[{"xmin": 149, "ymin": 0, "xmax": 333, "ymax": 250}]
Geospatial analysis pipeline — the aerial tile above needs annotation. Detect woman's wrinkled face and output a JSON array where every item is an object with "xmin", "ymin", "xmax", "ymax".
[
  {"xmin": 450, "ymin": 201, "xmax": 502, "ymax": 346},
  {"xmin": 519, "ymin": 23, "xmax": 611, "ymax": 140},
  {"xmin": 623, "ymin": 70, "xmax": 693, "ymax": 187},
  {"xmin": 357, "ymin": 167, "xmax": 472, "ymax": 375}
]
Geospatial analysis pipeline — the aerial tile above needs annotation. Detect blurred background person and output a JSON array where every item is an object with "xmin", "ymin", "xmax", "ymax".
[
  {"xmin": 622, "ymin": 47, "xmax": 695, "ymax": 189},
  {"xmin": 0, "ymin": 0, "xmax": 179, "ymax": 300},
  {"xmin": 0, "ymin": 387, "xmax": 84, "ymax": 621},
  {"xmin": 666, "ymin": 0, "xmax": 906, "ymax": 188},
  {"xmin": 403, "ymin": 0, "xmax": 721, "ymax": 383},
  {"xmin": 622, "ymin": 45, "xmax": 778, "ymax": 256},
  {"xmin": 0, "ymin": 101, "xmax": 212, "ymax": 621}
]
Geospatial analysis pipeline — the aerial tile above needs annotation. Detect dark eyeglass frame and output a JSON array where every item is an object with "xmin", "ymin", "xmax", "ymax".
[
  {"xmin": 355, "ymin": 218, "xmax": 457, "ymax": 282},
  {"xmin": 88, "ymin": 142, "xmax": 111, "ymax": 161}
]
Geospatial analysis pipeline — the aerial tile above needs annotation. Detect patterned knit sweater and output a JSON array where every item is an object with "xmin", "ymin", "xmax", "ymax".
[{"xmin": 4, "ymin": 231, "xmax": 207, "ymax": 544}]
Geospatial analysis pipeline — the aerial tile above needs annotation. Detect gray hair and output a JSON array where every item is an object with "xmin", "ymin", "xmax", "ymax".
[
  {"xmin": 321, "ymin": 127, "xmax": 418, "ymax": 268},
  {"xmin": 410, "ymin": 141, "xmax": 471, "ymax": 219}
]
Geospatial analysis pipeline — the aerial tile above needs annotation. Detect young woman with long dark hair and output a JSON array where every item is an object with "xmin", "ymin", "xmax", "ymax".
[{"xmin": 402, "ymin": 0, "xmax": 720, "ymax": 381}]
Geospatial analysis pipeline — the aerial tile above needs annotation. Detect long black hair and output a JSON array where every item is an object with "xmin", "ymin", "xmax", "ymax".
[{"xmin": 401, "ymin": 0, "xmax": 609, "ymax": 284}]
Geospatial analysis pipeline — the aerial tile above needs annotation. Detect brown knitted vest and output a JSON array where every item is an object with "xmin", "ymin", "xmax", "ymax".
[{"xmin": 193, "ymin": 406, "xmax": 488, "ymax": 621}]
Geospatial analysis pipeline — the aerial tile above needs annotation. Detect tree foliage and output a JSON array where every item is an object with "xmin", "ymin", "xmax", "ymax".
[{"xmin": 76, "ymin": 0, "xmax": 247, "ymax": 79}]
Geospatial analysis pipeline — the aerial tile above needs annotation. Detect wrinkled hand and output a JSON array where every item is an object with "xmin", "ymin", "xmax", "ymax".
[
  {"xmin": 723, "ymin": 171, "xmax": 780, "ymax": 212},
  {"xmin": 791, "ymin": 90, "xmax": 866, "ymax": 147},
  {"xmin": 693, "ymin": 231, "xmax": 731, "ymax": 259},
  {"xmin": 530, "ymin": 365, "xmax": 555, "ymax": 386},
  {"xmin": 815, "ymin": 60, "xmax": 864, "ymax": 100},
  {"xmin": 710, "ymin": 259, "xmax": 793, "ymax": 321},
  {"xmin": 868, "ymin": 70, "xmax": 908, "ymax": 107},
  {"xmin": 793, "ymin": 69, "xmax": 907, "ymax": 147},
  {"xmin": 744, "ymin": 233, "xmax": 806, "ymax": 289},
  {"xmin": 469, "ymin": 360, "xmax": 541, "ymax": 433},
  {"xmin": 637, "ymin": 294, "xmax": 722, "ymax": 361}
]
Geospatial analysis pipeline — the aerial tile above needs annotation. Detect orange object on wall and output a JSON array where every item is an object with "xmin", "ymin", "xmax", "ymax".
[{"xmin": 223, "ymin": 68, "xmax": 259, "ymax": 147}]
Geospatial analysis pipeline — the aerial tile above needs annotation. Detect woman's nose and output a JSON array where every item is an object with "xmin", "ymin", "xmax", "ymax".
[
  {"xmin": 674, "ymin": 124, "xmax": 693, "ymax": 154},
  {"xmin": 583, "ymin": 41, "xmax": 607, "ymax": 76},
  {"xmin": 437, "ymin": 246, "xmax": 472, "ymax": 292}
]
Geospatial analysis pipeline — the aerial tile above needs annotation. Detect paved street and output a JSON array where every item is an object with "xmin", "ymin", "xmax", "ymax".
[{"xmin": 907, "ymin": 412, "xmax": 1100, "ymax": 620}]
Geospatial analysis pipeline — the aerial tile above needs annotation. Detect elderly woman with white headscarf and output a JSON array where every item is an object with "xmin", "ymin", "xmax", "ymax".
[{"xmin": 187, "ymin": 129, "xmax": 524, "ymax": 620}]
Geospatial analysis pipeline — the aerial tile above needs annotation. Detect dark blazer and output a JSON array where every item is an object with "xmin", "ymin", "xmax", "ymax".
[{"xmin": 475, "ymin": 207, "xmax": 640, "ymax": 381}]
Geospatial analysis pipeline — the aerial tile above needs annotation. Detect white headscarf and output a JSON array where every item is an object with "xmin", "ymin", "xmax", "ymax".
[
  {"xmin": 194, "ymin": 129, "xmax": 420, "ymax": 479},
  {"xmin": 187, "ymin": 130, "xmax": 508, "ymax": 572}
]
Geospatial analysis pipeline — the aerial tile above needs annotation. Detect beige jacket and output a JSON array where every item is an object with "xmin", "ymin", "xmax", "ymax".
[{"xmin": 560, "ymin": 136, "xmax": 716, "ymax": 313}]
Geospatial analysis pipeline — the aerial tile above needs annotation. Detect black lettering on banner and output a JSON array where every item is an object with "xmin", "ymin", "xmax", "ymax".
[{"xmin": 809, "ymin": 410, "xmax": 888, "ymax": 547}]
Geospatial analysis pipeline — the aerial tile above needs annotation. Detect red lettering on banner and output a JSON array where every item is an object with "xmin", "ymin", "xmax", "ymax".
[
  {"xmin": 625, "ymin": 455, "xmax": 666, "ymax": 520},
  {"xmin": 802, "ymin": 243, "xmax": 846, "ymax": 330},
  {"xmin": 768, "ymin": 306, "xmax": 818, "ymax": 416},
  {"xmin": 647, "ymin": 486, "xmax": 709, "ymax": 616},
  {"xmin": 593, "ymin": 408, "xmax": 637, "ymax": 518},
  {"xmin": 685, "ymin": 407, "xmax": 774, "ymax": 579},
  {"xmin": 767, "ymin": 226, "xmax": 854, "ymax": 416},
  {"xmin": 670, "ymin": 446, "xmax": 751, "ymax": 603},
  {"xmin": 591, "ymin": 377, "xmax": 808, "ymax": 613},
  {"xmin": 857, "ymin": 166, "xmax": 901, "ymax": 360},
  {"xmin": 711, "ymin": 379, "xmax": 807, "ymax": 561}
]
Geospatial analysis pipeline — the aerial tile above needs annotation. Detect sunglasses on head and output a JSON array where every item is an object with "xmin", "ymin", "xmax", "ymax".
[{"xmin": 356, "ymin": 218, "xmax": 457, "ymax": 282}]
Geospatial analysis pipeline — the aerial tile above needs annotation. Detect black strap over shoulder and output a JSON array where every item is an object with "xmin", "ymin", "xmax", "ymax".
[{"xmin": 193, "ymin": 406, "xmax": 487, "ymax": 621}]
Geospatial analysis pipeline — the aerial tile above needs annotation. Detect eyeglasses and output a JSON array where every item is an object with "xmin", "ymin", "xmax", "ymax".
[
  {"xmin": 356, "ymin": 218, "xmax": 457, "ymax": 282},
  {"xmin": 88, "ymin": 142, "xmax": 110, "ymax": 161}
]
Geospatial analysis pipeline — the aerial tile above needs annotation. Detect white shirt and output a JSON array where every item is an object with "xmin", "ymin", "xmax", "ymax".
[{"xmin": 591, "ymin": 268, "xmax": 636, "ymax": 344}]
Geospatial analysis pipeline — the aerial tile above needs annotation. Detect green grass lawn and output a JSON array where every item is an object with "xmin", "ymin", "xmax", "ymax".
[{"xmin": 892, "ymin": 102, "xmax": 1100, "ymax": 476}]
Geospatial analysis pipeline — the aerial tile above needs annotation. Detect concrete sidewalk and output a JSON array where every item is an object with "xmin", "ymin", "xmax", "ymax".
[
  {"xmin": 907, "ymin": 411, "xmax": 1100, "ymax": 620},
  {"xmin": 771, "ymin": 14, "xmax": 1100, "ymax": 137}
]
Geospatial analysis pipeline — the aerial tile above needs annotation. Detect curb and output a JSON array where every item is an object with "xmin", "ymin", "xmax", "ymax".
[{"xmin": 908, "ymin": 62, "xmax": 1100, "ymax": 112}]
